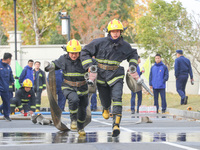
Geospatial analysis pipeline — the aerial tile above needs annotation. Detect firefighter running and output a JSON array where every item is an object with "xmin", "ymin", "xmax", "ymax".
[
  {"xmin": 80, "ymin": 19, "xmax": 138, "ymax": 137},
  {"xmin": 45, "ymin": 39, "xmax": 93, "ymax": 136},
  {"xmin": 10, "ymin": 79, "xmax": 36, "ymax": 115}
]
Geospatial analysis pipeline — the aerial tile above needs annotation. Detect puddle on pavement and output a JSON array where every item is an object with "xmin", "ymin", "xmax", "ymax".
[{"xmin": 0, "ymin": 131, "xmax": 200, "ymax": 145}]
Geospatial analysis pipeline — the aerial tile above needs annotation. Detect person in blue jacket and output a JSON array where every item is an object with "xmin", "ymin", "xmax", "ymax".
[
  {"xmin": 149, "ymin": 54, "xmax": 169, "ymax": 113},
  {"xmin": 0, "ymin": 53, "xmax": 14, "ymax": 121},
  {"xmin": 55, "ymin": 69, "xmax": 66, "ymax": 111},
  {"xmin": 174, "ymin": 50, "xmax": 194, "ymax": 105},
  {"xmin": 19, "ymin": 59, "xmax": 34, "ymax": 86},
  {"xmin": 91, "ymin": 92, "xmax": 97, "ymax": 111},
  {"xmin": 130, "ymin": 56, "xmax": 143, "ymax": 114}
]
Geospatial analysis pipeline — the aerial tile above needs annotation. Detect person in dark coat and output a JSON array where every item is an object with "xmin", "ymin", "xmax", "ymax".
[
  {"xmin": 80, "ymin": 19, "xmax": 138, "ymax": 137},
  {"xmin": 10, "ymin": 79, "xmax": 36, "ymax": 115},
  {"xmin": 33, "ymin": 61, "xmax": 46, "ymax": 111},
  {"xmin": 0, "ymin": 53, "xmax": 14, "ymax": 121},
  {"xmin": 174, "ymin": 50, "xmax": 194, "ymax": 105},
  {"xmin": 149, "ymin": 54, "xmax": 169, "ymax": 113},
  {"xmin": 45, "ymin": 39, "xmax": 89, "ymax": 136}
]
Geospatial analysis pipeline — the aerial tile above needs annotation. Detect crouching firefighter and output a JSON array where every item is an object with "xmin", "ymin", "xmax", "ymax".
[
  {"xmin": 10, "ymin": 79, "xmax": 36, "ymax": 115},
  {"xmin": 80, "ymin": 19, "xmax": 138, "ymax": 137},
  {"xmin": 45, "ymin": 39, "xmax": 93, "ymax": 136}
]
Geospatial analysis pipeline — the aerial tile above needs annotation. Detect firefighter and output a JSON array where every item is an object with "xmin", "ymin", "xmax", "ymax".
[
  {"xmin": 80, "ymin": 19, "xmax": 138, "ymax": 137},
  {"xmin": 10, "ymin": 79, "xmax": 36, "ymax": 115},
  {"xmin": 33, "ymin": 61, "xmax": 46, "ymax": 111},
  {"xmin": 45, "ymin": 39, "xmax": 92, "ymax": 136}
]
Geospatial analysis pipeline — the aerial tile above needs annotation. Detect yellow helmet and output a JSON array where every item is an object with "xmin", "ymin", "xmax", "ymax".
[
  {"xmin": 66, "ymin": 39, "xmax": 81, "ymax": 53},
  {"xmin": 107, "ymin": 19, "xmax": 124, "ymax": 32},
  {"xmin": 23, "ymin": 79, "xmax": 33, "ymax": 88}
]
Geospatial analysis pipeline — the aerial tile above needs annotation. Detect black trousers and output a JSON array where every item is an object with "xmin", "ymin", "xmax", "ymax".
[
  {"xmin": 35, "ymin": 90, "xmax": 42, "ymax": 110},
  {"xmin": 63, "ymin": 89, "xmax": 88, "ymax": 129},
  {"xmin": 97, "ymin": 81, "xmax": 123, "ymax": 115}
]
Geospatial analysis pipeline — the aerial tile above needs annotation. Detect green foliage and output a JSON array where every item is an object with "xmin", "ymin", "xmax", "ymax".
[
  {"xmin": 135, "ymin": 0, "xmax": 192, "ymax": 69},
  {"xmin": 1, "ymin": 35, "xmax": 8, "ymax": 45},
  {"xmin": 44, "ymin": 30, "xmax": 67, "ymax": 44}
]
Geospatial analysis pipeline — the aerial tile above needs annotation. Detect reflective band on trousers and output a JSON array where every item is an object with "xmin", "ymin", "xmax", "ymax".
[
  {"xmin": 77, "ymin": 90, "xmax": 88, "ymax": 95},
  {"xmin": 96, "ymin": 58, "xmax": 121, "ymax": 65},
  {"xmin": 107, "ymin": 75, "xmax": 124, "ymax": 85},
  {"xmin": 113, "ymin": 102, "xmax": 122, "ymax": 106},
  {"xmin": 77, "ymin": 119, "xmax": 86, "ymax": 123},
  {"xmin": 63, "ymin": 72, "xmax": 86, "ymax": 77},
  {"xmin": 31, "ymin": 106, "xmax": 36, "ymax": 109},
  {"xmin": 129, "ymin": 59, "xmax": 137, "ymax": 64},
  {"xmin": 82, "ymin": 59, "xmax": 92, "ymax": 66},
  {"xmin": 36, "ymin": 104, "xmax": 40, "ymax": 107},
  {"xmin": 21, "ymin": 99, "xmax": 29, "ymax": 102},
  {"xmin": 10, "ymin": 104, "xmax": 16, "ymax": 107},
  {"xmin": 70, "ymin": 108, "xmax": 78, "ymax": 114}
]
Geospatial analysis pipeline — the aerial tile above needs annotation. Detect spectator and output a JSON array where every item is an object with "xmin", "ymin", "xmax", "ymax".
[
  {"xmin": 130, "ymin": 56, "xmax": 143, "ymax": 114},
  {"xmin": 149, "ymin": 54, "xmax": 169, "ymax": 113},
  {"xmin": 174, "ymin": 50, "xmax": 194, "ymax": 105},
  {"xmin": 0, "ymin": 53, "xmax": 14, "ymax": 121},
  {"xmin": 91, "ymin": 92, "xmax": 97, "ymax": 111},
  {"xmin": 19, "ymin": 59, "xmax": 34, "ymax": 86},
  {"xmin": 33, "ymin": 61, "xmax": 46, "ymax": 111}
]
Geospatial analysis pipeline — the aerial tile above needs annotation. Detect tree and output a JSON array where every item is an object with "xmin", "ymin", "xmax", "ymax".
[
  {"xmin": 177, "ymin": 12, "xmax": 200, "ymax": 76},
  {"xmin": 70, "ymin": 0, "xmax": 135, "ymax": 44},
  {"xmin": 0, "ymin": 0, "xmax": 73, "ymax": 45},
  {"xmin": 135, "ymin": 0, "xmax": 191, "ymax": 70}
]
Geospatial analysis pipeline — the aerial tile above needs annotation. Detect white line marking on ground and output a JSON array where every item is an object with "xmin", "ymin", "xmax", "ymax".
[
  {"xmin": 92, "ymin": 119, "xmax": 137, "ymax": 132},
  {"xmin": 92, "ymin": 118, "xmax": 198, "ymax": 150},
  {"xmin": 162, "ymin": 142, "xmax": 199, "ymax": 150}
]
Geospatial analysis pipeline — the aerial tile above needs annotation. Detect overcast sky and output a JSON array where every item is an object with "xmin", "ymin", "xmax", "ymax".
[{"xmin": 165, "ymin": 0, "xmax": 200, "ymax": 14}]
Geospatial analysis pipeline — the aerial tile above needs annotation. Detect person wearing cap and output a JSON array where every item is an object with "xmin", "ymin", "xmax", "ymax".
[
  {"xmin": 80, "ymin": 19, "xmax": 138, "ymax": 137},
  {"xmin": 174, "ymin": 50, "xmax": 194, "ymax": 105},
  {"xmin": 10, "ymin": 79, "xmax": 36, "ymax": 115},
  {"xmin": 130, "ymin": 56, "xmax": 143, "ymax": 114},
  {"xmin": 45, "ymin": 39, "xmax": 92, "ymax": 136}
]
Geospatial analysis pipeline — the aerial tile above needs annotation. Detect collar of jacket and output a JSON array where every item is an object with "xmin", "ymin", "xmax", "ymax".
[
  {"xmin": 107, "ymin": 34, "xmax": 124, "ymax": 45},
  {"xmin": 154, "ymin": 61, "xmax": 164, "ymax": 66},
  {"xmin": 25, "ymin": 65, "xmax": 32, "ymax": 70},
  {"xmin": 0, "ymin": 59, "xmax": 8, "ymax": 66}
]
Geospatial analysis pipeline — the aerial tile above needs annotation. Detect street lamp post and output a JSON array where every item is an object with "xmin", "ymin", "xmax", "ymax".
[
  {"xmin": 14, "ymin": 0, "xmax": 17, "ymax": 60},
  {"xmin": 59, "ymin": 12, "xmax": 70, "ymax": 41}
]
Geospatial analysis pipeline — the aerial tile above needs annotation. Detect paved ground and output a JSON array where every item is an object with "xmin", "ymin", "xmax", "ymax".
[{"xmin": 0, "ymin": 111, "xmax": 200, "ymax": 150}]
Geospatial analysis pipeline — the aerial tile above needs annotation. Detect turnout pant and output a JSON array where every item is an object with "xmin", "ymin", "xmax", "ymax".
[
  {"xmin": 63, "ymin": 89, "xmax": 88, "ymax": 130},
  {"xmin": 176, "ymin": 75, "xmax": 188, "ymax": 104},
  {"xmin": 10, "ymin": 97, "xmax": 30, "ymax": 113},
  {"xmin": 35, "ymin": 90, "xmax": 42, "ymax": 110},
  {"xmin": 131, "ymin": 90, "xmax": 142, "ymax": 113},
  {"xmin": 0, "ymin": 91, "xmax": 10, "ymax": 117},
  {"xmin": 97, "ymin": 81, "xmax": 123, "ymax": 115},
  {"xmin": 153, "ymin": 88, "xmax": 167, "ymax": 112}
]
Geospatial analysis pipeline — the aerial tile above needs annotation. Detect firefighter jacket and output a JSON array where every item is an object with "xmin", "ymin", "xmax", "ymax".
[
  {"xmin": 33, "ymin": 69, "xmax": 46, "ymax": 91},
  {"xmin": 80, "ymin": 35, "xmax": 138, "ymax": 86},
  {"xmin": 0, "ymin": 59, "xmax": 14, "ymax": 92},
  {"xmin": 53, "ymin": 54, "xmax": 88, "ymax": 96},
  {"xmin": 14, "ymin": 87, "xmax": 36, "ymax": 111}
]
